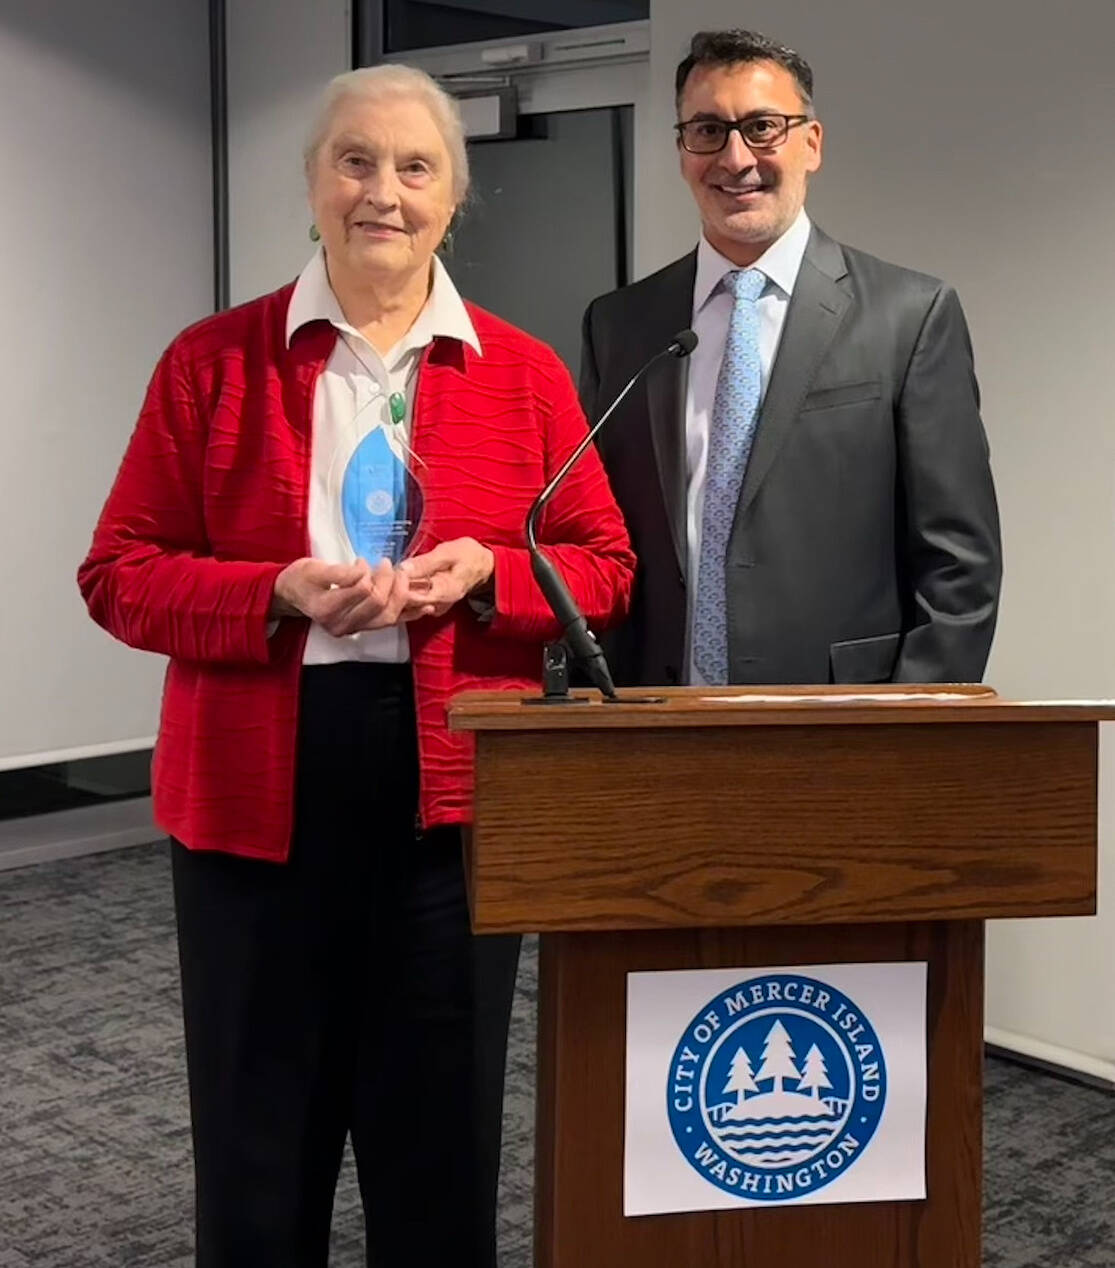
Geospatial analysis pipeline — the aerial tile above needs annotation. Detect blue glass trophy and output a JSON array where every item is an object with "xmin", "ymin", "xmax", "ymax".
[{"xmin": 340, "ymin": 410, "xmax": 424, "ymax": 566}]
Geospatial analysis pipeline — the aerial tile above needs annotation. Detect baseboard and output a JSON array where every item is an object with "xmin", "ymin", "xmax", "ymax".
[
  {"xmin": 985, "ymin": 1026, "xmax": 1115, "ymax": 1091},
  {"xmin": 0, "ymin": 797, "xmax": 162, "ymax": 871}
]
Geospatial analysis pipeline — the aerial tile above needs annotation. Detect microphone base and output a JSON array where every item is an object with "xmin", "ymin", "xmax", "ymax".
[
  {"xmin": 519, "ymin": 692, "xmax": 668, "ymax": 705},
  {"xmin": 520, "ymin": 694, "xmax": 593, "ymax": 706},
  {"xmin": 523, "ymin": 645, "xmax": 666, "ymax": 705}
]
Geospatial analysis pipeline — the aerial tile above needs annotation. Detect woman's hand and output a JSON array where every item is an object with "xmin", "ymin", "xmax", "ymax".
[
  {"xmin": 271, "ymin": 557, "xmax": 435, "ymax": 635},
  {"xmin": 399, "ymin": 538, "xmax": 495, "ymax": 618}
]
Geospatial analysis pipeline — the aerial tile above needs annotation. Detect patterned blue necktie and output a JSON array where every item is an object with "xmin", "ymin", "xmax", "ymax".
[{"xmin": 693, "ymin": 267, "xmax": 766, "ymax": 684}]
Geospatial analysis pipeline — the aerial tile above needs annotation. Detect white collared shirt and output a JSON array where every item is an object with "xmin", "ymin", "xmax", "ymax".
[
  {"xmin": 686, "ymin": 208, "xmax": 812, "ymax": 684},
  {"xmin": 285, "ymin": 248, "xmax": 482, "ymax": 665}
]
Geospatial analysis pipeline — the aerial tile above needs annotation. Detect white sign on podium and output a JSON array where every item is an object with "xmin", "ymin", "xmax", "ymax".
[{"xmin": 625, "ymin": 961, "xmax": 928, "ymax": 1216}]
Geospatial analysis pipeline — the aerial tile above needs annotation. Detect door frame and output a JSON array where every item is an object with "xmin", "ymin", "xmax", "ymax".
[
  {"xmin": 380, "ymin": 19, "xmax": 650, "ymax": 281},
  {"xmin": 381, "ymin": 20, "xmax": 648, "ymax": 119}
]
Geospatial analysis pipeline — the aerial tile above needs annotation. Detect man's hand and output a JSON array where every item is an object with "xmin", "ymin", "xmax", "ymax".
[
  {"xmin": 399, "ymin": 538, "xmax": 495, "ymax": 618},
  {"xmin": 271, "ymin": 557, "xmax": 435, "ymax": 636}
]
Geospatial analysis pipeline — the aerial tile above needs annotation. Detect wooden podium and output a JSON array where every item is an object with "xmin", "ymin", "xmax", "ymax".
[{"xmin": 449, "ymin": 685, "xmax": 1111, "ymax": 1268}]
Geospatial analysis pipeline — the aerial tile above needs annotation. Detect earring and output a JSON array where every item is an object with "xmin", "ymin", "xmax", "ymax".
[
  {"xmin": 438, "ymin": 228, "xmax": 454, "ymax": 255},
  {"xmin": 309, "ymin": 223, "xmax": 321, "ymax": 243}
]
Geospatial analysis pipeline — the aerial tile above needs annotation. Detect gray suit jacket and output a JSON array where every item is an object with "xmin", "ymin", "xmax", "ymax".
[{"xmin": 580, "ymin": 225, "xmax": 1002, "ymax": 687}]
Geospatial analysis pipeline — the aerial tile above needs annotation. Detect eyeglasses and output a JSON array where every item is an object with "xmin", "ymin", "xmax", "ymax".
[{"xmin": 675, "ymin": 113, "xmax": 811, "ymax": 154}]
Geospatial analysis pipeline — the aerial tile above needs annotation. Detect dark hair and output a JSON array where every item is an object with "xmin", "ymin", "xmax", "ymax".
[{"xmin": 675, "ymin": 29, "xmax": 814, "ymax": 113}]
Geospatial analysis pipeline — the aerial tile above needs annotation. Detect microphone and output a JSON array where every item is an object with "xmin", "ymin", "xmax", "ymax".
[{"xmin": 526, "ymin": 329, "xmax": 699, "ymax": 700}]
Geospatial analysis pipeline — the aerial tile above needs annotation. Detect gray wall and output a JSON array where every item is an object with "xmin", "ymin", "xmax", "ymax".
[
  {"xmin": 0, "ymin": 1, "xmax": 212, "ymax": 767},
  {"xmin": 227, "ymin": 0, "xmax": 350, "ymax": 304},
  {"xmin": 13, "ymin": 0, "xmax": 1110, "ymax": 1072},
  {"xmin": 640, "ymin": 0, "xmax": 1115, "ymax": 1076}
]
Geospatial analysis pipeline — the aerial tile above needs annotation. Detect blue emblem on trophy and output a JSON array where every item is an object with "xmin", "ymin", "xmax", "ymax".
[{"xmin": 340, "ymin": 426, "xmax": 423, "ymax": 565}]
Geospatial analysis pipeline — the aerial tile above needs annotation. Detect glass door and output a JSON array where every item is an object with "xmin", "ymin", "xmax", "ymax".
[
  {"xmin": 448, "ymin": 105, "xmax": 632, "ymax": 372},
  {"xmin": 363, "ymin": 3, "xmax": 647, "ymax": 373}
]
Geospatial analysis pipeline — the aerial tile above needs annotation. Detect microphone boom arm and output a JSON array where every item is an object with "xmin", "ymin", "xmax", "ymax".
[{"xmin": 525, "ymin": 331, "xmax": 698, "ymax": 701}]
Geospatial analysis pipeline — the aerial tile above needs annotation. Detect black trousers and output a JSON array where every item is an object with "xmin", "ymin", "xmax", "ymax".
[{"xmin": 172, "ymin": 663, "xmax": 521, "ymax": 1268}]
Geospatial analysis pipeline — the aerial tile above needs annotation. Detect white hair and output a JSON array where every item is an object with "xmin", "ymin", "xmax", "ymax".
[{"xmin": 304, "ymin": 64, "xmax": 470, "ymax": 204}]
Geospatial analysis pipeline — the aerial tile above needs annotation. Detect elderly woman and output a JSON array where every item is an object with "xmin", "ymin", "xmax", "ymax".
[{"xmin": 78, "ymin": 64, "xmax": 633, "ymax": 1268}]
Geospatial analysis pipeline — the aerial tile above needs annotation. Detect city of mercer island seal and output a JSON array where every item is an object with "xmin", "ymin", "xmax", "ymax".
[{"xmin": 667, "ymin": 972, "xmax": 888, "ymax": 1201}]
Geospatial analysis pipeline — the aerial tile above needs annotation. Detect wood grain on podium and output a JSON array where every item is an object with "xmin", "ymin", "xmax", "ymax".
[
  {"xmin": 450, "ymin": 683, "xmax": 1115, "ymax": 730},
  {"xmin": 461, "ymin": 719, "xmax": 1098, "ymax": 932}
]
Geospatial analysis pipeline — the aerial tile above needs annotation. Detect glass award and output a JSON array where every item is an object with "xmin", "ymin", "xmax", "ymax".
[{"xmin": 340, "ymin": 424, "xmax": 425, "ymax": 566}]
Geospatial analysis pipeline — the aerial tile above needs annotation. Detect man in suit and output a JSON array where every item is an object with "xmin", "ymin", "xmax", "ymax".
[{"xmin": 581, "ymin": 28, "xmax": 1001, "ymax": 688}]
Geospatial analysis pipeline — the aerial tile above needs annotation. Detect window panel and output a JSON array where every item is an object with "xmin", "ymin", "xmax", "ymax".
[{"xmin": 384, "ymin": 0, "xmax": 647, "ymax": 54}]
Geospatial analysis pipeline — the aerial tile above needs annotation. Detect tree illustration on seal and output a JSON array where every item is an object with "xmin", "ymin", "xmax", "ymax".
[
  {"xmin": 755, "ymin": 1019, "xmax": 800, "ymax": 1093},
  {"xmin": 723, "ymin": 1045, "xmax": 759, "ymax": 1108},
  {"xmin": 798, "ymin": 1043, "xmax": 834, "ymax": 1100}
]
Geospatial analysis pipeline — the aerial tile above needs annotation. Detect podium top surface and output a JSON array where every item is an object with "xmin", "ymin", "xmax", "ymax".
[{"xmin": 450, "ymin": 684, "xmax": 1115, "ymax": 731}]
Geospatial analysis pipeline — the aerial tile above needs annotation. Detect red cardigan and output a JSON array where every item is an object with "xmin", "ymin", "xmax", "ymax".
[{"xmin": 78, "ymin": 283, "xmax": 635, "ymax": 862}]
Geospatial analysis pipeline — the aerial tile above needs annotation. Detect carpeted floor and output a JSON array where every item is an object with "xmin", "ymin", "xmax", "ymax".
[{"xmin": 0, "ymin": 843, "xmax": 1112, "ymax": 1267}]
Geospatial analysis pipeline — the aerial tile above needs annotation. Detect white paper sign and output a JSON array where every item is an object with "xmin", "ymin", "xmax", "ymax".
[{"xmin": 625, "ymin": 961, "xmax": 927, "ymax": 1216}]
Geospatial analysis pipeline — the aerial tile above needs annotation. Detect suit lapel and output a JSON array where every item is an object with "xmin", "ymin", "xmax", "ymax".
[
  {"xmin": 647, "ymin": 347, "xmax": 690, "ymax": 577},
  {"xmin": 645, "ymin": 251, "xmax": 697, "ymax": 577},
  {"xmin": 735, "ymin": 227, "xmax": 851, "ymax": 523}
]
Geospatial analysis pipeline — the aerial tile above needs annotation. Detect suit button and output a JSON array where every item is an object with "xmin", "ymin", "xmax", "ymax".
[{"xmin": 665, "ymin": 665, "xmax": 679, "ymax": 684}]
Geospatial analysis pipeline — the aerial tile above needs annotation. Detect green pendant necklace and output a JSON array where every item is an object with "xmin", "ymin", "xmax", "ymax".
[{"xmin": 388, "ymin": 391, "xmax": 406, "ymax": 425}]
